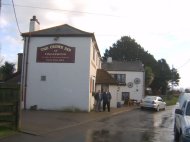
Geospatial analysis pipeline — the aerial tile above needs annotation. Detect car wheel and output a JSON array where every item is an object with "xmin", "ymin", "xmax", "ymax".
[
  {"xmin": 156, "ymin": 106, "xmax": 160, "ymax": 112},
  {"xmin": 140, "ymin": 106, "xmax": 144, "ymax": 110},
  {"xmin": 174, "ymin": 124, "xmax": 179, "ymax": 141},
  {"xmin": 179, "ymin": 133, "xmax": 183, "ymax": 142},
  {"xmin": 163, "ymin": 105, "xmax": 166, "ymax": 110}
]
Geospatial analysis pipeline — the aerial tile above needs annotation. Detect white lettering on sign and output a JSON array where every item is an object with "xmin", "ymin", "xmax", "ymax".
[{"xmin": 40, "ymin": 45, "xmax": 72, "ymax": 52}]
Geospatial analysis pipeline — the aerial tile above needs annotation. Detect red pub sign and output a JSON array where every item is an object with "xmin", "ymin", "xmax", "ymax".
[{"xmin": 36, "ymin": 43, "xmax": 75, "ymax": 63}]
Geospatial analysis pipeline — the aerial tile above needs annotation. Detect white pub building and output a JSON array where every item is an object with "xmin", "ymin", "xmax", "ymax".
[
  {"xmin": 21, "ymin": 16, "xmax": 101, "ymax": 112},
  {"xmin": 21, "ymin": 16, "xmax": 145, "ymax": 112}
]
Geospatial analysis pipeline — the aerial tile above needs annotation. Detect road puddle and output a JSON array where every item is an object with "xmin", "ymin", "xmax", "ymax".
[
  {"xmin": 86, "ymin": 129, "xmax": 123, "ymax": 142},
  {"xmin": 86, "ymin": 129, "xmax": 155, "ymax": 142}
]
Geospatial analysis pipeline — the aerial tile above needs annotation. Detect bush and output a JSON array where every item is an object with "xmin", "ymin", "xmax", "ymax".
[{"xmin": 162, "ymin": 95, "xmax": 179, "ymax": 106}]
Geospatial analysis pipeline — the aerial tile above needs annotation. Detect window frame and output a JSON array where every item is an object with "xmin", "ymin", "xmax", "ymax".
[{"xmin": 111, "ymin": 74, "xmax": 126, "ymax": 85}]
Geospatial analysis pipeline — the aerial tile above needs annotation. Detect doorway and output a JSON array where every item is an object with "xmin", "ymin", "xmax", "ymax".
[{"xmin": 101, "ymin": 84, "xmax": 109, "ymax": 92}]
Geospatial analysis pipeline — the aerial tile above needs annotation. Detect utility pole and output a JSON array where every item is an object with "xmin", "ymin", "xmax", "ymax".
[
  {"xmin": 0, "ymin": 0, "xmax": 1, "ymax": 62},
  {"xmin": 0, "ymin": 47, "xmax": 3, "ymax": 65},
  {"xmin": 171, "ymin": 65, "xmax": 177, "ymax": 94},
  {"xmin": 0, "ymin": 0, "xmax": 1, "ymax": 17}
]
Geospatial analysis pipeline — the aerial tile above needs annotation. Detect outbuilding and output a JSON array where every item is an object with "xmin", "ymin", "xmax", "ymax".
[{"xmin": 96, "ymin": 57, "xmax": 145, "ymax": 107}]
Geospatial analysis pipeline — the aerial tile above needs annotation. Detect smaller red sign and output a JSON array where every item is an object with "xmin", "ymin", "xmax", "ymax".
[{"xmin": 36, "ymin": 43, "xmax": 75, "ymax": 63}]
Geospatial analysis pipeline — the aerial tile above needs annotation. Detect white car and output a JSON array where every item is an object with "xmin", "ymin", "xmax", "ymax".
[
  {"xmin": 140, "ymin": 96, "xmax": 166, "ymax": 111},
  {"xmin": 174, "ymin": 93, "xmax": 190, "ymax": 142}
]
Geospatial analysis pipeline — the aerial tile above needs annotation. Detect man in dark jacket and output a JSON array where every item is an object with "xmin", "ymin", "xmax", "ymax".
[
  {"xmin": 102, "ymin": 90, "xmax": 112, "ymax": 112},
  {"xmin": 94, "ymin": 90, "xmax": 102, "ymax": 112}
]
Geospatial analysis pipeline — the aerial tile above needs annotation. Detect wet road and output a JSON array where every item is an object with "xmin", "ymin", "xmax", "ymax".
[{"xmin": 1, "ymin": 106, "xmax": 175, "ymax": 142}]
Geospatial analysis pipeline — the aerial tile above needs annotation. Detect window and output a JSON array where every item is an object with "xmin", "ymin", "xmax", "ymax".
[
  {"xmin": 90, "ymin": 78, "xmax": 95, "ymax": 93},
  {"xmin": 90, "ymin": 78, "xmax": 92, "ymax": 93},
  {"xmin": 96, "ymin": 53, "xmax": 98, "ymax": 66},
  {"xmin": 186, "ymin": 102, "xmax": 190, "ymax": 116},
  {"xmin": 92, "ymin": 79, "xmax": 95, "ymax": 92},
  {"xmin": 182, "ymin": 101, "xmax": 187, "ymax": 112},
  {"xmin": 93, "ymin": 47, "xmax": 95, "ymax": 61},
  {"xmin": 111, "ymin": 74, "xmax": 126, "ymax": 84},
  {"xmin": 122, "ymin": 92, "xmax": 130, "ymax": 101},
  {"xmin": 158, "ymin": 97, "xmax": 163, "ymax": 102},
  {"xmin": 41, "ymin": 75, "xmax": 46, "ymax": 81}
]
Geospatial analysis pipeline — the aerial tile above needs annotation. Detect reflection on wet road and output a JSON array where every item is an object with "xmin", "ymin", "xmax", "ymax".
[
  {"xmin": 86, "ymin": 106, "xmax": 175, "ymax": 142},
  {"xmin": 152, "ymin": 106, "xmax": 175, "ymax": 142},
  {"xmin": 0, "ymin": 106, "xmax": 175, "ymax": 142}
]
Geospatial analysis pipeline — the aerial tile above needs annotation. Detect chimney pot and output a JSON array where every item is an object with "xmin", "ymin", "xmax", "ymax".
[
  {"xmin": 107, "ymin": 57, "xmax": 112, "ymax": 63},
  {"xmin": 29, "ymin": 15, "xmax": 40, "ymax": 32}
]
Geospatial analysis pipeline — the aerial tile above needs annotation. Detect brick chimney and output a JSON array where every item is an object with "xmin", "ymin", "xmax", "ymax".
[
  {"xmin": 17, "ymin": 53, "xmax": 23, "ymax": 73},
  {"xmin": 29, "ymin": 15, "xmax": 40, "ymax": 32},
  {"xmin": 107, "ymin": 57, "xmax": 112, "ymax": 63}
]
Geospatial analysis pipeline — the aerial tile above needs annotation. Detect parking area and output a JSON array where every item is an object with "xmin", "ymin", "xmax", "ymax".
[{"xmin": 20, "ymin": 106, "xmax": 137, "ymax": 135}]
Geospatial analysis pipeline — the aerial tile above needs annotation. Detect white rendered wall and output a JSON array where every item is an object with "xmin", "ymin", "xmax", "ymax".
[
  {"xmin": 89, "ymin": 40, "xmax": 102, "ymax": 110},
  {"xmin": 108, "ymin": 85, "xmax": 118, "ymax": 108},
  {"xmin": 108, "ymin": 71, "xmax": 144, "ymax": 103},
  {"xmin": 25, "ymin": 37, "xmax": 92, "ymax": 111}
]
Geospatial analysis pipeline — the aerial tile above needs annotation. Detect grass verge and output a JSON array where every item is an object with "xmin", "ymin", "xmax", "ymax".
[
  {"xmin": 163, "ymin": 95, "xmax": 179, "ymax": 106},
  {"xmin": 0, "ymin": 126, "xmax": 16, "ymax": 139}
]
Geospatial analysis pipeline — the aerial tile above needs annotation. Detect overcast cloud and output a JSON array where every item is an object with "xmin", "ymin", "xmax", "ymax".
[{"xmin": 1, "ymin": 0, "xmax": 190, "ymax": 88}]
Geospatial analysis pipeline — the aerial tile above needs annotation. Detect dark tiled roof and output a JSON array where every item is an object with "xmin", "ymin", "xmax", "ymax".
[
  {"xmin": 96, "ymin": 69, "xmax": 118, "ymax": 85},
  {"xmin": 102, "ymin": 60, "xmax": 144, "ymax": 72},
  {"xmin": 22, "ymin": 24, "xmax": 93, "ymax": 37}
]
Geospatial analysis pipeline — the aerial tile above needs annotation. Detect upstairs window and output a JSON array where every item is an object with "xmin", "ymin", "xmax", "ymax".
[
  {"xmin": 93, "ymin": 47, "xmax": 95, "ymax": 61},
  {"xmin": 111, "ymin": 74, "xmax": 126, "ymax": 85}
]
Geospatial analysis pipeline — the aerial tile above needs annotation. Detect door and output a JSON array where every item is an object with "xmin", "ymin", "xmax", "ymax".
[{"xmin": 101, "ymin": 84, "xmax": 109, "ymax": 92}]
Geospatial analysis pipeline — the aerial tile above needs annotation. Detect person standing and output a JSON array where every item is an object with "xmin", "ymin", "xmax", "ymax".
[
  {"xmin": 102, "ymin": 90, "xmax": 112, "ymax": 112},
  {"xmin": 95, "ymin": 90, "xmax": 102, "ymax": 112}
]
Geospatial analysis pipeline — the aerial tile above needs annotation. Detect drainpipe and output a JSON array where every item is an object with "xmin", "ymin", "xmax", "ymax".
[
  {"xmin": 20, "ymin": 37, "xmax": 26, "ymax": 108},
  {"xmin": 23, "ymin": 35, "xmax": 31, "ymax": 109}
]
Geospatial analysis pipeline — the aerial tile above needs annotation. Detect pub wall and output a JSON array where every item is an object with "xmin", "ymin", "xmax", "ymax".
[{"xmin": 25, "ymin": 37, "xmax": 92, "ymax": 111}]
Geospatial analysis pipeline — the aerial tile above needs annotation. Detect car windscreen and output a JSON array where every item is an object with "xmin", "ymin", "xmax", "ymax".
[
  {"xmin": 186, "ymin": 102, "xmax": 190, "ymax": 116},
  {"xmin": 144, "ymin": 96, "xmax": 156, "ymax": 100}
]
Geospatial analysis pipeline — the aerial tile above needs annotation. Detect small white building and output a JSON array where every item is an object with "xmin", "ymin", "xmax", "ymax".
[
  {"xmin": 96, "ymin": 58, "xmax": 145, "ymax": 107},
  {"xmin": 21, "ymin": 16, "xmax": 101, "ymax": 112}
]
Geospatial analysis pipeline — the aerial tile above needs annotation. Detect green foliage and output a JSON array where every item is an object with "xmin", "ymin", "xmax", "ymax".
[
  {"xmin": 162, "ymin": 95, "xmax": 179, "ymax": 106},
  {"xmin": 103, "ymin": 36, "xmax": 180, "ymax": 93},
  {"xmin": 0, "ymin": 85, "xmax": 20, "ymax": 130},
  {"xmin": 0, "ymin": 126, "xmax": 16, "ymax": 138},
  {"xmin": 170, "ymin": 67, "xmax": 180, "ymax": 87},
  {"xmin": 145, "ymin": 66, "xmax": 154, "ymax": 87},
  {"xmin": 150, "ymin": 59, "xmax": 172, "ymax": 94},
  {"xmin": 0, "ymin": 62, "xmax": 15, "ymax": 81},
  {"xmin": 92, "ymin": 92, "xmax": 96, "ymax": 97}
]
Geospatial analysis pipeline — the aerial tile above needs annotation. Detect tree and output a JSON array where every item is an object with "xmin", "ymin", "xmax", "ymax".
[
  {"xmin": 145, "ymin": 66, "xmax": 154, "ymax": 87},
  {"xmin": 104, "ymin": 36, "xmax": 145, "ymax": 61},
  {"xmin": 150, "ymin": 59, "xmax": 171, "ymax": 95},
  {"xmin": 0, "ymin": 61, "xmax": 15, "ymax": 80},
  {"xmin": 103, "ymin": 36, "xmax": 180, "ymax": 94},
  {"xmin": 170, "ymin": 67, "xmax": 180, "ymax": 88}
]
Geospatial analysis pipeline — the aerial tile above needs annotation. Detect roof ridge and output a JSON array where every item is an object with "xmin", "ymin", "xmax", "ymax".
[
  {"xmin": 64, "ymin": 24, "xmax": 93, "ymax": 34},
  {"xmin": 21, "ymin": 24, "xmax": 93, "ymax": 36}
]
